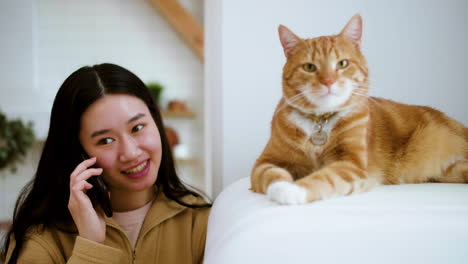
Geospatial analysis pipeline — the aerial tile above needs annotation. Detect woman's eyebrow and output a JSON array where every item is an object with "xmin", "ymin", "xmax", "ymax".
[
  {"xmin": 91, "ymin": 129, "xmax": 110, "ymax": 138},
  {"xmin": 90, "ymin": 113, "xmax": 146, "ymax": 138},
  {"xmin": 128, "ymin": 113, "xmax": 145, "ymax": 124}
]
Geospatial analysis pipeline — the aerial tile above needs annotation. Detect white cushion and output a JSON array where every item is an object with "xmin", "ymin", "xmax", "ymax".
[{"xmin": 205, "ymin": 177, "xmax": 468, "ymax": 264}]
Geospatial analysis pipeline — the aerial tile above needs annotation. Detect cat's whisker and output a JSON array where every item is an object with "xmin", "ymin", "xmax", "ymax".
[
  {"xmin": 354, "ymin": 81, "xmax": 369, "ymax": 84},
  {"xmin": 354, "ymin": 87, "xmax": 368, "ymax": 92},
  {"xmin": 275, "ymin": 91, "xmax": 309, "ymax": 114},
  {"xmin": 354, "ymin": 85, "xmax": 369, "ymax": 90},
  {"xmin": 352, "ymin": 92, "xmax": 380, "ymax": 104},
  {"xmin": 353, "ymin": 86, "xmax": 369, "ymax": 89},
  {"xmin": 352, "ymin": 91, "xmax": 371, "ymax": 97},
  {"xmin": 353, "ymin": 87, "xmax": 369, "ymax": 91},
  {"xmin": 275, "ymin": 100, "xmax": 292, "ymax": 115},
  {"xmin": 276, "ymin": 88, "xmax": 329, "ymax": 114},
  {"xmin": 289, "ymin": 92, "xmax": 306, "ymax": 101}
]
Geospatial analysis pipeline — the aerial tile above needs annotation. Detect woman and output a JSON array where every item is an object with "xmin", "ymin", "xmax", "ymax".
[{"xmin": 0, "ymin": 63, "xmax": 211, "ymax": 263}]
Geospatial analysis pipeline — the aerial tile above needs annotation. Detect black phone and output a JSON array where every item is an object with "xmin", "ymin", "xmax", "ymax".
[{"xmin": 81, "ymin": 153, "xmax": 113, "ymax": 217}]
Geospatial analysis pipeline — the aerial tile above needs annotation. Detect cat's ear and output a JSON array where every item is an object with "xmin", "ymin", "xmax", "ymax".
[
  {"xmin": 278, "ymin": 25, "xmax": 301, "ymax": 57},
  {"xmin": 340, "ymin": 14, "xmax": 363, "ymax": 47}
]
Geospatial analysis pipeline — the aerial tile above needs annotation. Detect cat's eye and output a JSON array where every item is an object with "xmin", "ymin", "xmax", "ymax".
[
  {"xmin": 302, "ymin": 63, "xmax": 317, "ymax": 72},
  {"xmin": 337, "ymin": 59, "xmax": 349, "ymax": 69}
]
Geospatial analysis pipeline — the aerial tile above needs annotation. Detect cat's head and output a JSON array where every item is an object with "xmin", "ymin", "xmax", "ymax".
[{"xmin": 279, "ymin": 14, "xmax": 368, "ymax": 113}]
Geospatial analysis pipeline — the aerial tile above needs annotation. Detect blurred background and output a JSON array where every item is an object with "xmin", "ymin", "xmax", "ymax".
[
  {"xmin": 0, "ymin": 0, "xmax": 206, "ymax": 235},
  {"xmin": 1, "ymin": 0, "xmax": 467, "ymax": 237}
]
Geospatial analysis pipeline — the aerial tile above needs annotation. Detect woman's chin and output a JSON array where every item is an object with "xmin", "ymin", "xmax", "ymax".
[{"xmin": 133, "ymin": 168, "xmax": 158, "ymax": 191}]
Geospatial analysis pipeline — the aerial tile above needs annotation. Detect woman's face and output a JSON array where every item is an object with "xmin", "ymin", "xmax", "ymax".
[{"xmin": 79, "ymin": 94, "xmax": 162, "ymax": 193}]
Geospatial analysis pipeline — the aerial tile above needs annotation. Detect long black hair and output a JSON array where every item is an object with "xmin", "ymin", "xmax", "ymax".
[{"xmin": 1, "ymin": 63, "xmax": 210, "ymax": 263}]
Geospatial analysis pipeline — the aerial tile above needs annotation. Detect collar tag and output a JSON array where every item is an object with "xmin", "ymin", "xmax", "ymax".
[{"xmin": 308, "ymin": 112, "xmax": 336, "ymax": 146}]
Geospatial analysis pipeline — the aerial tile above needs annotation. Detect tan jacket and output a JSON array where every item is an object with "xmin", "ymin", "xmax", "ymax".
[{"xmin": 5, "ymin": 192, "xmax": 210, "ymax": 264}]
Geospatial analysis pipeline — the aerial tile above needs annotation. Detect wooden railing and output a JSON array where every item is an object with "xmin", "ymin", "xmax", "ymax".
[{"xmin": 150, "ymin": 0, "xmax": 204, "ymax": 61}]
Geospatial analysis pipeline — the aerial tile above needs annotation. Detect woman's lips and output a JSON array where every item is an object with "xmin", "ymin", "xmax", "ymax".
[{"xmin": 121, "ymin": 160, "xmax": 150, "ymax": 179}]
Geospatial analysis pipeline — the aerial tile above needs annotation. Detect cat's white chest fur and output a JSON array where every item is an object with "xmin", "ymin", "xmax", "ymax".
[{"xmin": 287, "ymin": 109, "xmax": 348, "ymax": 143}]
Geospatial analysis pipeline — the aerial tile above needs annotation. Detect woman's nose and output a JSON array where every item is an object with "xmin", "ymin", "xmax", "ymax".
[{"xmin": 119, "ymin": 136, "xmax": 142, "ymax": 162}]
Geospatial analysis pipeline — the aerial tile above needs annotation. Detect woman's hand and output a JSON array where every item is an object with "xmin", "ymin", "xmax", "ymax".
[{"xmin": 68, "ymin": 157, "xmax": 107, "ymax": 243}]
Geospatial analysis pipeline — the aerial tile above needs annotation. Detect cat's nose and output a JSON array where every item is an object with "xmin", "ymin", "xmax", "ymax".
[{"xmin": 322, "ymin": 78, "xmax": 336, "ymax": 88}]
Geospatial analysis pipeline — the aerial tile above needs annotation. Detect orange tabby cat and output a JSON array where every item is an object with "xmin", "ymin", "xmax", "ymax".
[{"xmin": 251, "ymin": 14, "xmax": 467, "ymax": 205}]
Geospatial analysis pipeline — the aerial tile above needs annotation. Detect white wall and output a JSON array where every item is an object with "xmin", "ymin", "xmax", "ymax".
[
  {"xmin": 0, "ymin": 0, "xmax": 206, "ymax": 220},
  {"xmin": 206, "ymin": 0, "xmax": 468, "ymax": 196},
  {"xmin": 1, "ymin": 0, "xmax": 204, "ymax": 139}
]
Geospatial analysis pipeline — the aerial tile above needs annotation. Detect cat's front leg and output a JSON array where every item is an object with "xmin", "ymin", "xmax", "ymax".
[
  {"xmin": 266, "ymin": 181, "xmax": 308, "ymax": 205},
  {"xmin": 251, "ymin": 163, "xmax": 308, "ymax": 204},
  {"xmin": 295, "ymin": 161, "xmax": 376, "ymax": 202}
]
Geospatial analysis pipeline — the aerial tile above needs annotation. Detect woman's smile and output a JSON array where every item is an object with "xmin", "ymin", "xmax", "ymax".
[{"xmin": 122, "ymin": 160, "xmax": 150, "ymax": 179}]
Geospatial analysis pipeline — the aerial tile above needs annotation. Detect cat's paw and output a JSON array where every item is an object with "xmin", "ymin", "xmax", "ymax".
[{"xmin": 266, "ymin": 181, "xmax": 307, "ymax": 205}]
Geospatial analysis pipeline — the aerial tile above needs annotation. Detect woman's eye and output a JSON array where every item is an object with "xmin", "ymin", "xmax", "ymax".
[
  {"xmin": 337, "ymin": 59, "xmax": 349, "ymax": 69},
  {"xmin": 97, "ymin": 138, "xmax": 114, "ymax": 145},
  {"xmin": 132, "ymin": 124, "xmax": 144, "ymax": 133},
  {"xmin": 302, "ymin": 63, "xmax": 317, "ymax": 72}
]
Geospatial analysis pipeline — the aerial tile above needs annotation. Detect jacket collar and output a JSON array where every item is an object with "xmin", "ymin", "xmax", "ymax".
[{"xmin": 104, "ymin": 189, "xmax": 189, "ymax": 233}]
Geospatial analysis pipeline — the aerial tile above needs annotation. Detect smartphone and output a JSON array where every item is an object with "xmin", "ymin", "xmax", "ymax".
[{"xmin": 81, "ymin": 153, "xmax": 113, "ymax": 217}]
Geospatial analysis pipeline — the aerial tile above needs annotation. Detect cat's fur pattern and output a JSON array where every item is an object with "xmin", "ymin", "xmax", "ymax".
[{"xmin": 251, "ymin": 14, "xmax": 468, "ymax": 205}]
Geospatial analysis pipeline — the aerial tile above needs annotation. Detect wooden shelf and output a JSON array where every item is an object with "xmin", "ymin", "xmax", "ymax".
[
  {"xmin": 0, "ymin": 220, "xmax": 11, "ymax": 231},
  {"xmin": 175, "ymin": 157, "xmax": 197, "ymax": 164},
  {"xmin": 162, "ymin": 110, "xmax": 196, "ymax": 119}
]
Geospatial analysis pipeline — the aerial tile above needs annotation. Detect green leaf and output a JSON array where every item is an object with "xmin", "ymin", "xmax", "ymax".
[{"xmin": 0, "ymin": 109, "xmax": 35, "ymax": 173}]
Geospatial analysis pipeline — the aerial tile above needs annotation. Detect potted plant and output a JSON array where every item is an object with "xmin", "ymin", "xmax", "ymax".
[
  {"xmin": 0, "ymin": 109, "xmax": 36, "ymax": 173},
  {"xmin": 146, "ymin": 82, "xmax": 164, "ymax": 106}
]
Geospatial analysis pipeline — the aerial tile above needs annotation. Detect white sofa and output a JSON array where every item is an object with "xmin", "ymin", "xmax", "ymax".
[{"xmin": 205, "ymin": 177, "xmax": 468, "ymax": 264}]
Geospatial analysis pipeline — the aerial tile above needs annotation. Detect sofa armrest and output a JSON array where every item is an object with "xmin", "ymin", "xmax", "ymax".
[{"xmin": 205, "ymin": 177, "xmax": 468, "ymax": 264}]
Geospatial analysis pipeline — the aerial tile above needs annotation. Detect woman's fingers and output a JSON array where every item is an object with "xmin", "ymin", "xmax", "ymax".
[
  {"xmin": 69, "ymin": 158, "xmax": 100, "ymax": 208},
  {"xmin": 70, "ymin": 179, "xmax": 93, "ymax": 194},
  {"xmin": 68, "ymin": 156, "xmax": 108, "ymax": 243},
  {"xmin": 70, "ymin": 157, "xmax": 97, "ymax": 180},
  {"xmin": 70, "ymin": 157, "xmax": 103, "ymax": 187},
  {"xmin": 68, "ymin": 181, "xmax": 92, "ymax": 212},
  {"xmin": 73, "ymin": 168, "xmax": 103, "ymax": 184},
  {"xmin": 69, "ymin": 180, "xmax": 93, "ymax": 207}
]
